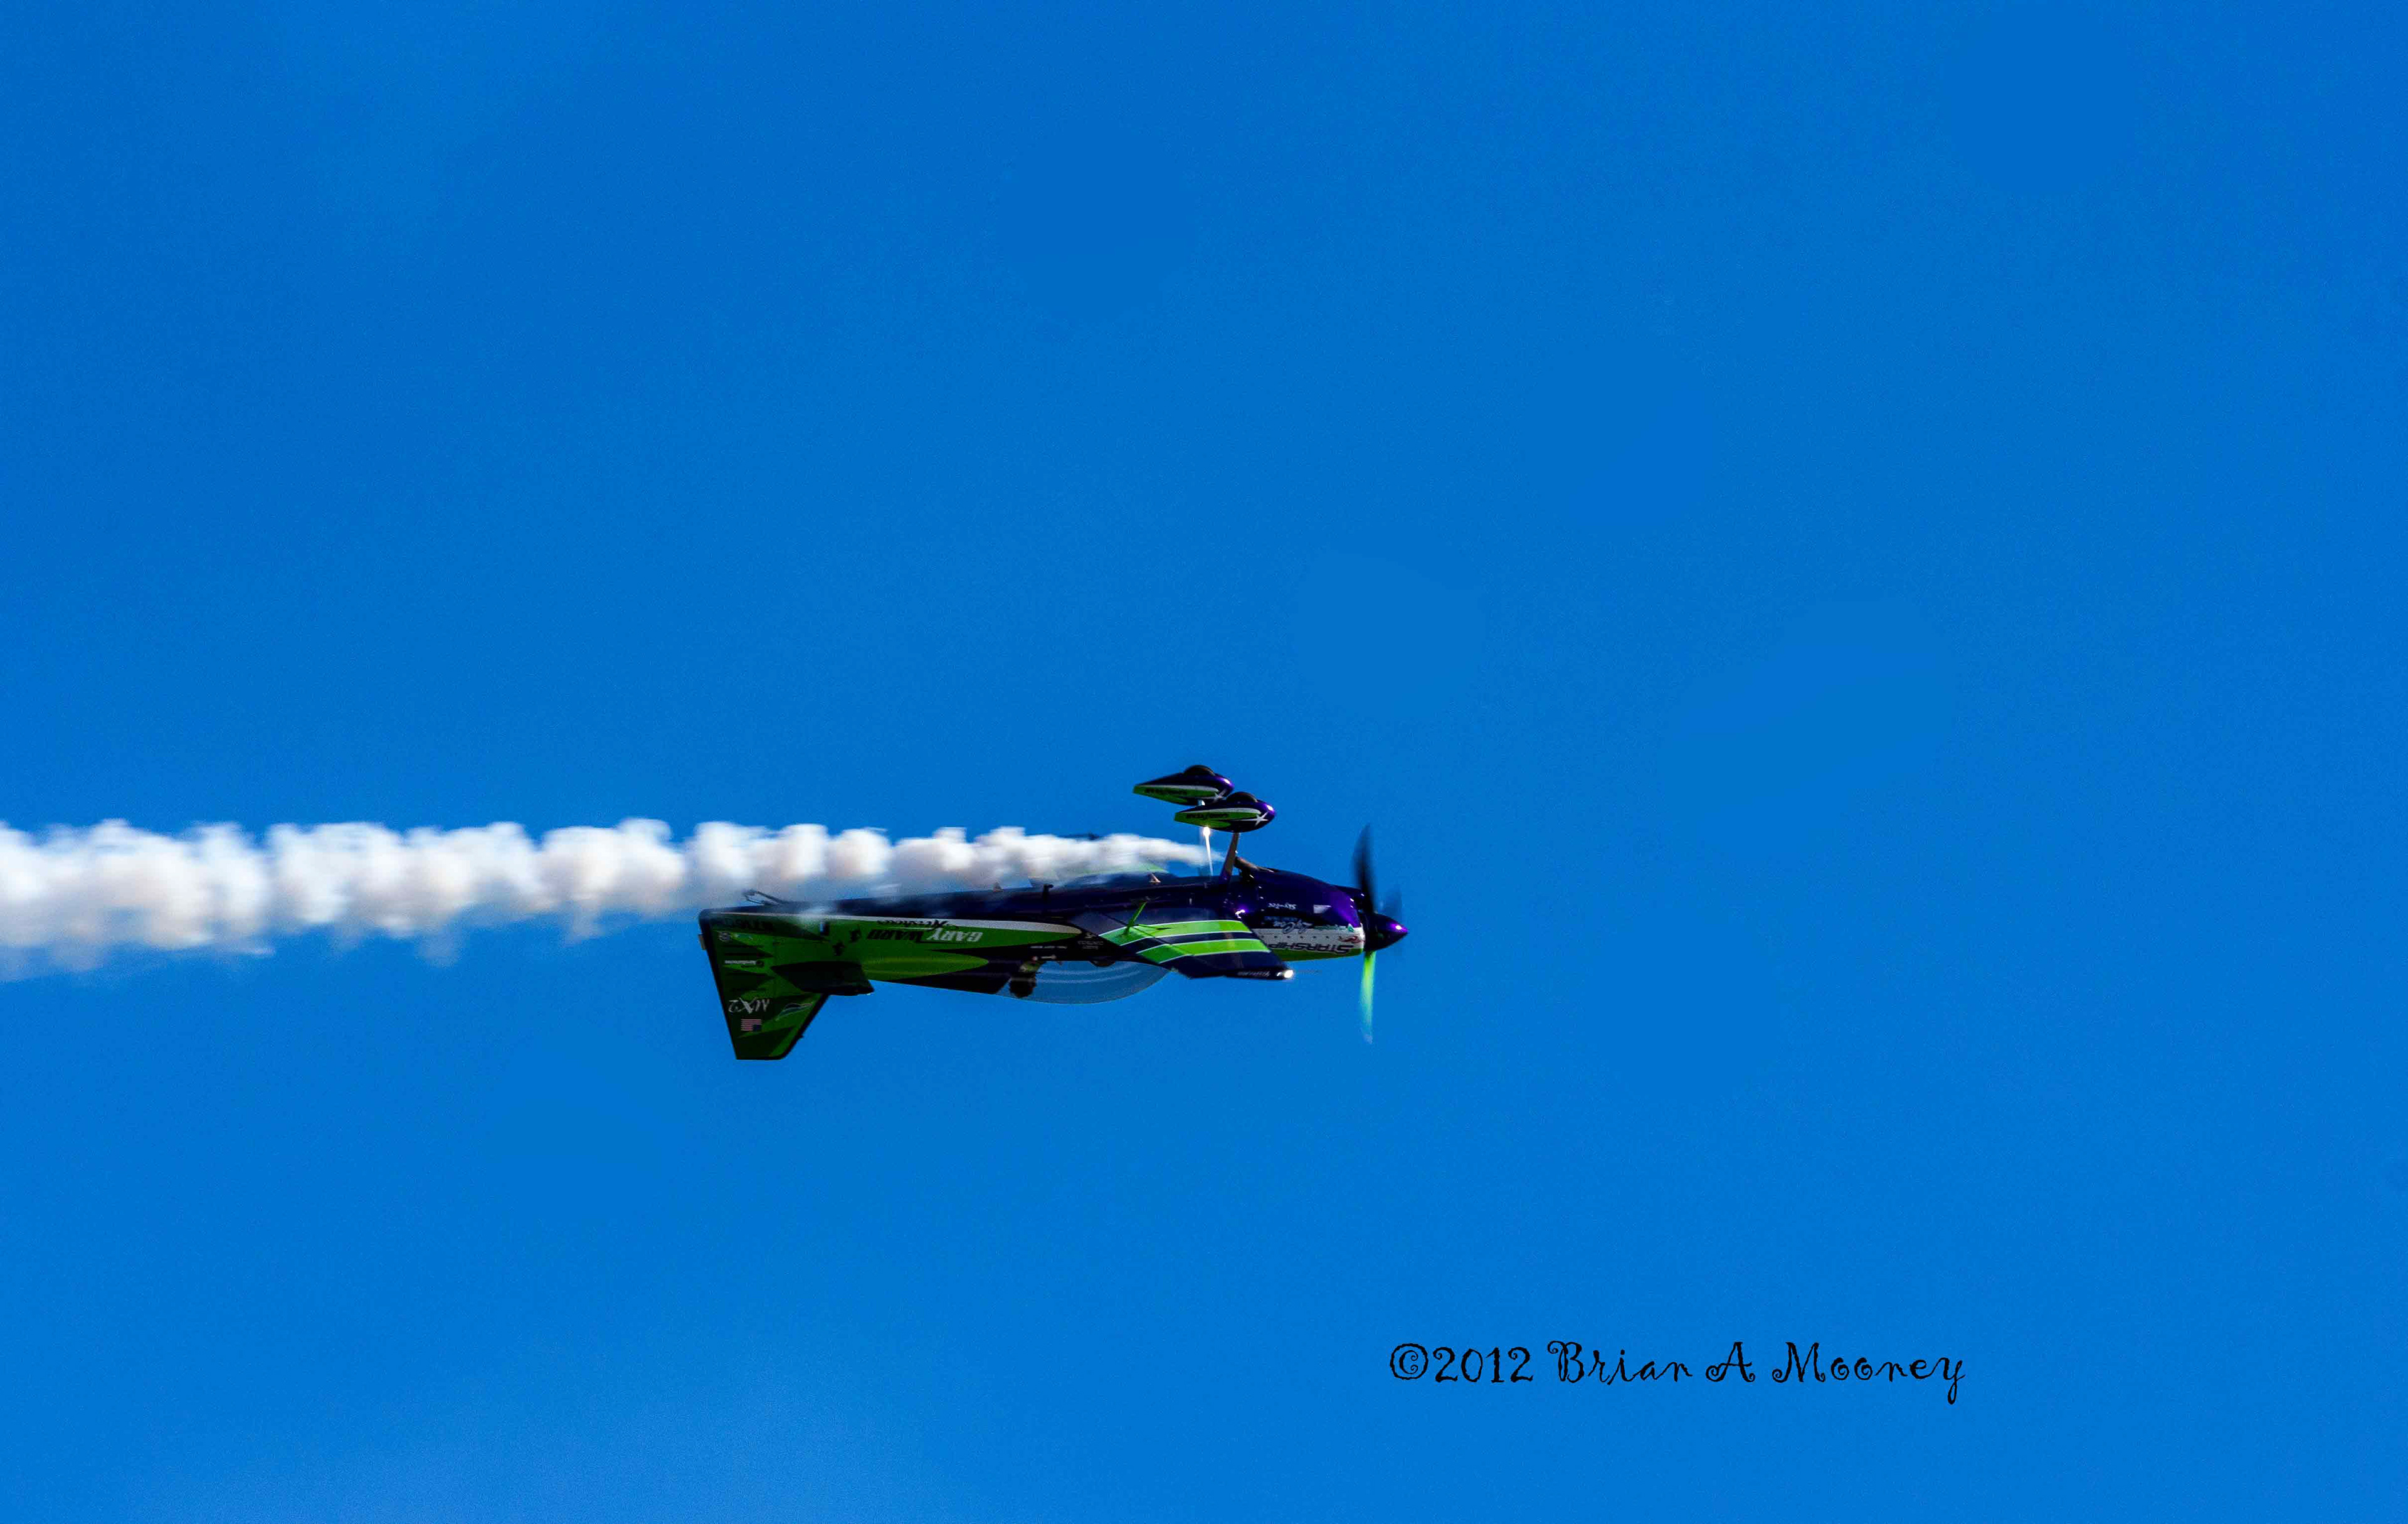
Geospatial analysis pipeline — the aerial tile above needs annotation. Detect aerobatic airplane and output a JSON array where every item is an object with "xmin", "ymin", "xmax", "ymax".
[{"xmin": 695, "ymin": 766, "xmax": 1407, "ymax": 1058}]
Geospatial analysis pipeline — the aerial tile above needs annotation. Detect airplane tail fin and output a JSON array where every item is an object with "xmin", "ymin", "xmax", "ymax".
[
  {"xmin": 698, "ymin": 914, "xmax": 848, "ymax": 1059},
  {"xmin": 721, "ymin": 990, "xmax": 827, "ymax": 1060}
]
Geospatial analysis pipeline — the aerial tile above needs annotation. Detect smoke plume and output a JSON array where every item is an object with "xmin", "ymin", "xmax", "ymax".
[{"xmin": 0, "ymin": 819, "xmax": 1209, "ymax": 974}]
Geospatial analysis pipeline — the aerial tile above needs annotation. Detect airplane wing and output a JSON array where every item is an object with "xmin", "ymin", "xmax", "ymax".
[{"xmin": 1069, "ymin": 904, "xmax": 1292, "ymax": 980}]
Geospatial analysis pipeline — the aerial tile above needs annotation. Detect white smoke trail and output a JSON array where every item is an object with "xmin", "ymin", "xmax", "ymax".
[{"xmin": 0, "ymin": 819, "xmax": 1210, "ymax": 975}]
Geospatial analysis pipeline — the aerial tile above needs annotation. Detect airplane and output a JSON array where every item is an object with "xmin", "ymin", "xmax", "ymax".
[{"xmin": 695, "ymin": 767, "xmax": 1407, "ymax": 1059}]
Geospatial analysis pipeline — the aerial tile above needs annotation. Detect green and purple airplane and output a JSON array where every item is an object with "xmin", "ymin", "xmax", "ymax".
[{"xmin": 695, "ymin": 766, "xmax": 1407, "ymax": 1059}]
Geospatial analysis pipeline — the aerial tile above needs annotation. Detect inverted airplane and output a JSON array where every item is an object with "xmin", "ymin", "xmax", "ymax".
[{"xmin": 696, "ymin": 768, "xmax": 1406, "ymax": 1058}]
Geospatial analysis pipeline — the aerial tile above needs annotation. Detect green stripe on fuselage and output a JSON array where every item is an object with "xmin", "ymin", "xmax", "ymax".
[
  {"xmin": 858, "ymin": 946, "xmax": 993, "ymax": 978},
  {"xmin": 1134, "ymin": 938, "xmax": 1265, "ymax": 963},
  {"xmin": 1103, "ymin": 919, "xmax": 1248, "ymax": 945}
]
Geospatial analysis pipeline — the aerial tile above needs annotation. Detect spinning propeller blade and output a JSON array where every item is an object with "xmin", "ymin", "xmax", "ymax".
[
  {"xmin": 1360, "ymin": 948, "xmax": 1376, "ymax": 1044},
  {"xmin": 1351, "ymin": 826, "xmax": 1404, "ymax": 1044}
]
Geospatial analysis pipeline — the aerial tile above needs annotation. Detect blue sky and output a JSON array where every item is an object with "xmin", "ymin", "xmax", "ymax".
[{"xmin": 4, "ymin": 2, "xmax": 2404, "ymax": 1517}]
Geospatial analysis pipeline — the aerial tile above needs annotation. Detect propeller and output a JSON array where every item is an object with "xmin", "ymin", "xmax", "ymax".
[{"xmin": 1351, "ymin": 827, "xmax": 1407, "ymax": 1044}]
